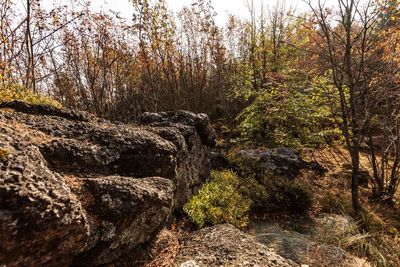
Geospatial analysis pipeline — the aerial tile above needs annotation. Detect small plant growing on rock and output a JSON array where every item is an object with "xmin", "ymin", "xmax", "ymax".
[
  {"xmin": 0, "ymin": 148, "xmax": 10, "ymax": 161},
  {"xmin": 183, "ymin": 170, "xmax": 251, "ymax": 228},
  {"xmin": 0, "ymin": 83, "xmax": 61, "ymax": 108}
]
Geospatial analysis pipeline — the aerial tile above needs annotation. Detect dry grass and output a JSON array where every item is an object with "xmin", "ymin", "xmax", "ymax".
[
  {"xmin": 300, "ymin": 146, "xmax": 400, "ymax": 267},
  {"xmin": 146, "ymin": 225, "xmax": 182, "ymax": 267}
]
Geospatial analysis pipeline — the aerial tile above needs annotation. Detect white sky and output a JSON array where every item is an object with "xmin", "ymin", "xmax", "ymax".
[{"xmin": 39, "ymin": 0, "xmax": 341, "ymax": 25}]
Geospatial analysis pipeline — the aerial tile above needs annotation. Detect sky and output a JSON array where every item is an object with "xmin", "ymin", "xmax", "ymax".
[{"xmin": 38, "ymin": 0, "xmax": 340, "ymax": 25}]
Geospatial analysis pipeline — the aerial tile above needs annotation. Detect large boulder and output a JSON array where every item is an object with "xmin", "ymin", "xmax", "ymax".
[
  {"xmin": 232, "ymin": 147, "xmax": 324, "ymax": 179},
  {"xmin": 73, "ymin": 176, "xmax": 174, "ymax": 266},
  {"xmin": 140, "ymin": 110, "xmax": 216, "ymax": 147},
  {"xmin": 0, "ymin": 134, "xmax": 91, "ymax": 267},
  {"xmin": 174, "ymin": 224, "xmax": 298, "ymax": 267},
  {"xmin": 140, "ymin": 110, "xmax": 216, "ymax": 207},
  {"xmin": 0, "ymin": 101, "xmax": 215, "ymax": 266}
]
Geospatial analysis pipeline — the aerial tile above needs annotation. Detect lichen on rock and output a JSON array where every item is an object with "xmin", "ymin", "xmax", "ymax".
[{"xmin": 0, "ymin": 101, "xmax": 216, "ymax": 266}]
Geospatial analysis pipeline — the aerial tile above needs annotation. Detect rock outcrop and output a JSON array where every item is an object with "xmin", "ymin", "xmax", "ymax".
[
  {"xmin": 0, "ymin": 101, "xmax": 370, "ymax": 267},
  {"xmin": 140, "ymin": 110, "xmax": 216, "ymax": 207},
  {"xmin": 0, "ymin": 101, "xmax": 215, "ymax": 266}
]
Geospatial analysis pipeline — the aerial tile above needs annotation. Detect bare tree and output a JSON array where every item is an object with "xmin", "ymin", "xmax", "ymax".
[
  {"xmin": 308, "ymin": 0, "xmax": 379, "ymax": 212},
  {"xmin": 25, "ymin": 0, "xmax": 36, "ymax": 91}
]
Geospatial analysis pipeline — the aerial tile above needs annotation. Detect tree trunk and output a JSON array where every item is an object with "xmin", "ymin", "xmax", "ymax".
[{"xmin": 350, "ymin": 145, "xmax": 361, "ymax": 212}]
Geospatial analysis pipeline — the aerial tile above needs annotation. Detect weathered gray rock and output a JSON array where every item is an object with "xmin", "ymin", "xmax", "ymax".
[
  {"xmin": 140, "ymin": 110, "xmax": 217, "ymax": 147},
  {"xmin": 235, "ymin": 147, "xmax": 304, "ymax": 178},
  {"xmin": 1, "ymin": 102, "xmax": 178, "ymax": 179},
  {"xmin": 313, "ymin": 214, "xmax": 359, "ymax": 240},
  {"xmin": 0, "ymin": 100, "xmax": 97, "ymax": 122},
  {"xmin": 142, "ymin": 113, "xmax": 215, "ymax": 207},
  {"xmin": 0, "ymin": 122, "xmax": 174, "ymax": 266},
  {"xmin": 233, "ymin": 147, "xmax": 324, "ymax": 179},
  {"xmin": 0, "ymin": 132, "xmax": 90, "ymax": 267},
  {"xmin": 73, "ymin": 176, "xmax": 174, "ymax": 266},
  {"xmin": 253, "ymin": 214, "xmax": 370, "ymax": 267},
  {"xmin": 174, "ymin": 224, "xmax": 298, "ymax": 267},
  {"xmin": 0, "ymin": 102, "xmax": 216, "ymax": 266}
]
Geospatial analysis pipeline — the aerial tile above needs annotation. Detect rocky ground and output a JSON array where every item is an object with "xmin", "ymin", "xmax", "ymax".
[
  {"xmin": 148, "ymin": 214, "xmax": 370, "ymax": 267},
  {"xmin": 175, "ymin": 224, "xmax": 298, "ymax": 267},
  {"xmin": 251, "ymin": 214, "xmax": 370, "ymax": 267}
]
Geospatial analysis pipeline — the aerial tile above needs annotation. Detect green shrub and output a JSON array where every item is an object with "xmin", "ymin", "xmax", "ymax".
[
  {"xmin": 227, "ymin": 150, "xmax": 268, "ymax": 178},
  {"xmin": 274, "ymin": 179, "xmax": 313, "ymax": 212},
  {"xmin": 0, "ymin": 83, "xmax": 61, "ymax": 107},
  {"xmin": 183, "ymin": 170, "xmax": 251, "ymax": 228},
  {"xmin": 239, "ymin": 176, "xmax": 270, "ymax": 210},
  {"xmin": 236, "ymin": 75, "xmax": 341, "ymax": 148},
  {"xmin": 240, "ymin": 175, "xmax": 313, "ymax": 213}
]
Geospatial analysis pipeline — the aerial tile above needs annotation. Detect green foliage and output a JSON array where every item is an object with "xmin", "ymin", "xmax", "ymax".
[
  {"xmin": 239, "ymin": 175, "xmax": 313, "ymax": 213},
  {"xmin": 227, "ymin": 150, "xmax": 271, "ymax": 178},
  {"xmin": 236, "ymin": 75, "xmax": 341, "ymax": 148},
  {"xmin": 268, "ymin": 178, "xmax": 314, "ymax": 213},
  {"xmin": 227, "ymin": 150, "xmax": 313, "ymax": 213},
  {"xmin": 0, "ymin": 83, "xmax": 61, "ymax": 108},
  {"xmin": 183, "ymin": 170, "xmax": 251, "ymax": 228},
  {"xmin": 239, "ymin": 176, "xmax": 269, "ymax": 210}
]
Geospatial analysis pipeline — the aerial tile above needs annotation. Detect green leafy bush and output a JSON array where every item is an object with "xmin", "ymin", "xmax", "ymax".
[
  {"xmin": 239, "ymin": 176, "xmax": 269, "ymax": 210},
  {"xmin": 236, "ymin": 75, "xmax": 341, "ymax": 148},
  {"xmin": 240, "ymin": 175, "xmax": 313, "ymax": 213},
  {"xmin": 271, "ymin": 179, "xmax": 313, "ymax": 213},
  {"xmin": 0, "ymin": 83, "xmax": 61, "ymax": 107},
  {"xmin": 227, "ymin": 150, "xmax": 269, "ymax": 178},
  {"xmin": 227, "ymin": 148, "xmax": 313, "ymax": 213},
  {"xmin": 183, "ymin": 170, "xmax": 251, "ymax": 228}
]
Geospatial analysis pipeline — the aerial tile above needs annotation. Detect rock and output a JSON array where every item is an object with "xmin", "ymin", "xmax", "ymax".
[
  {"xmin": 313, "ymin": 214, "xmax": 358, "ymax": 239},
  {"xmin": 144, "ymin": 124, "xmax": 212, "ymax": 208},
  {"xmin": 174, "ymin": 224, "xmax": 298, "ymax": 267},
  {"xmin": 210, "ymin": 149, "xmax": 230, "ymax": 170},
  {"xmin": 233, "ymin": 147, "xmax": 305, "ymax": 179},
  {"xmin": 0, "ymin": 137, "xmax": 90, "ymax": 267},
  {"xmin": 232, "ymin": 147, "xmax": 325, "ymax": 179},
  {"xmin": 0, "ymin": 102, "xmax": 215, "ymax": 266},
  {"xmin": 73, "ymin": 176, "xmax": 174, "ymax": 266},
  {"xmin": 140, "ymin": 112, "xmax": 221, "ymax": 204},
  {"xmin": 253, "ymin": 215, "xmax": 370, "ymax": 267},
  {"xmin": 0, "ymin": 100, "xmax": 96, "ymax": 122},
  {"xmin": 140, "ymin": 110, "xmax": 217, "ymax": 147},
  {"xmin": 0, "ymin": 122, "xmax": 174, "ymax": 266}
]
